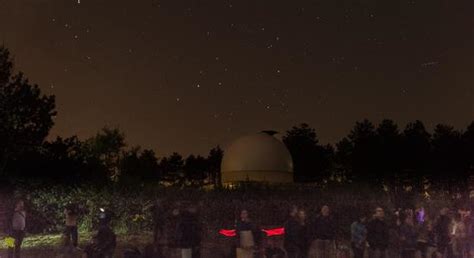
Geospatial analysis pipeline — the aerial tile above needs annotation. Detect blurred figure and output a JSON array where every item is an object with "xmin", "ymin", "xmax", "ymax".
[
  {"xmin": 83, "ymin": 221, "xmax": 117, "ymax": 258},
  {"xmin": 64, "ymin": 203, "xmax": 79, "ymax": 249},
  {"xmin": 309, "ymin": 205, "xmax": 336, "ymax": 258},
  {"xmin": 451, "ymin": 212, "xmax": 467, "ymax": 258},
  {"xmin": 435, "ymin": 207, "xmax": 452, "ymax": 257},
  {"xmin": 416, "ymin": 218, "xmax": 437, "ymax": 258},
  {"xmin": 167, "ymin": 203, "xmax": 182, "ymax": 249},
  {"xmin": 8, "ymin": 199, "xmax": 26, "ymax": 258},
  {"xmin": 367, "ymin": 207, "xmax": 389, "ymax": 258},
  {"xmin": 399, "ymin": 215, "xmax": 418, "ymax": 258},
  {"xmin": 176, "ymin": 204, "xmax": 201, "ymax": 258},
  {"xmin": 350, "ymin": 212, "xmax": 367, "ymax": 258},
  {"xmin": 235, "ymin": 209, "xmax": 261, "ymax": 258},
  {"xmin": 152, "ymin": 198, "xmax": 166, "ymax": 243},
  {"xmin": 284, "ymin": 208, "xmax": 309, "ymax": 258}
]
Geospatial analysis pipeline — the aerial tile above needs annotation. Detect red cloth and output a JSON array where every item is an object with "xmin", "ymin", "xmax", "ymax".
[
  {"xmin": 219, "ymin": 227, "xmax": 285, "ymax": 237},
  {"xmin": 219, "ymin": 229, "xmax": 236, "ymax": 237}
]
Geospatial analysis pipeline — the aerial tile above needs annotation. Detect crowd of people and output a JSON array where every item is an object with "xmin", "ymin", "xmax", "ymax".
[
  {"xmin": 4, "ymin": 196, "xmax": 474, "ymax": 258},
  {"xmin": 283, "ymin": 204, "xmax": 474, "ymax": 258}
]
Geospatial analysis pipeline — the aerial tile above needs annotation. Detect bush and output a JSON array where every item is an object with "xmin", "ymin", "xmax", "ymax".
[{"xmin": 12, "ymin": 182, "xmax": 465, "ymax": 241}]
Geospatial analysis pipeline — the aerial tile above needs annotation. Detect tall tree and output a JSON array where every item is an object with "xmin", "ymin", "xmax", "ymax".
[
  {"xmin": 82, "ymin": 127, "xmax": 126, "ymax": 181},
  {"xmin": 184, "ymin": 154, "xmax": 208, "ymax": 185},
  {"xmin": 159, "ymin": 152, "xmax": 184, "ymax": 184},
  {"xmin": 431, "ymin": 124, "xmax": 464, "ymax": 190},
  {"xmin": 400, "ymin": 120, "xmax": 431, "ymax": 189},
  {"xmin": 283, "ymin": 123, "xmax": 333, "ymax": 183},
  {"xmin": 347, "ymin": 119, "xmax": 379, "ymax": 184},
  {"xmin": 463, "ymin": 122, "xmax": 474, "ymax": 173},
  {"xmin": 376, "ymin": 119, "xmax": 402, "ymax": 185},
  {"xmin": 0, "ymin": 46, "xmax": 56, "ymax": 177},
  {"xmin": 120, "ymin": 148, "xmax": 160, "ymax": 185},
  {"xmin": 207, "ymin": 146, "xmax": 223, "ymax": 187}
]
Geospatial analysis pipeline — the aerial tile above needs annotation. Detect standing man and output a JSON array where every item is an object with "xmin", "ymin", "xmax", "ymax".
[
  {"xmin": 367, "ymin": 207, "xmax": 389, "ymax": 258},
  {"xmin": 235, "ymin": 209, "xmax": 261, "ymax": 258},
  {"xmin": 284, "ymin": 208, "xmax": 309, "ymax": 258},
  {"xmin": 64, "ymin": 203, "xmax": 79, "ymax": 249},
  {"xmin": 152, "ymin": 199, "xmax": 166, "ymax": 243},
  {"xmin": 399, "ymin": 215, "xmax": 418, "ymax": 258},
  {"xmin": 309, "ymin": 205, "xmax": 336, "ymax": 258},
  {"xmin": 351, "ymin": 211, "xmax": 368, "ymax": 258},
  {"xmin": 435, "ymin": 207, "xmax": 452, "ymax": 257},
  {"xmin": 8, "ymin": 199, "xmax": 26, "ymax": 258},
  {"xmin": 176, "ymin": 204, "xmax": 201, "ymax": 258}
]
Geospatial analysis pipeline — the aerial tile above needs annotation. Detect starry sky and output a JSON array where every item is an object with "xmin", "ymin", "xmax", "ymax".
[{"xmin": 0, "ymin": 0, "xmax": 472, "ymax": 155}]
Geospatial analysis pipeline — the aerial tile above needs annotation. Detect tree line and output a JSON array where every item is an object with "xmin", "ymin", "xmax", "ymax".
[{"xmin": 1, "ymin": 45, "xmax": 473, "ymax": 192}]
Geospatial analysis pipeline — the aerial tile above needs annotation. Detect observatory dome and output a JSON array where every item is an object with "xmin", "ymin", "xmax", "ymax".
[{"xmin": 221, "ymin": 132, "xmax": 293, "ymax": 184}]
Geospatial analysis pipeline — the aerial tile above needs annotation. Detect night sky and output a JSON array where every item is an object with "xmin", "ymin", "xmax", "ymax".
[{"xmin": 0, "ymin": 0, "xmax": 472, "ymax": 155}]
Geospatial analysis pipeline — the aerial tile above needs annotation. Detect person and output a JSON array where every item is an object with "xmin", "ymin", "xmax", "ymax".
[
  {"xmin": 64, "ymin": 203, "xmax": 79, "ymax": 249},
  {"xmin": 416, "ymin": 218, "xmax": 437, "ymax": 258},
  {"xmin": 435, "ymin": 207, "xmax": 452, "ymax": 257},
  {"xmin": 309, "ymin": 205, "xmax": 336, "ymax": 258},
  {"xmin": 83, "ymin": 221, "xmax": 117, "ymax": 258},
  {"xmin": 152, "ymin": 199, "xmax": 166, "ymax": 243},
  {"xmin": 142, "ymin": 242, "xmax": 165, "ymax": 258},
  {"xmin": 235, "ymin": 209, "xmax": 261, "ymax": 258},
  {"xmin": 8, "ymin": 199, "xmax": 26, "ymax": 258},
  {"xmin": 351, "ymin": 212, "xmax": 367, "ymax": 258},
  {"xmin": 451, "ymin": 212, "xmax": 467, "ymax": 258},
  {"xmin": 284, "ymin": 208, "xmax": 309, "ymax": 258},
  {"xmin": 176, "ymin": 204, "xmax": 201, "ymax": 258},
  {"xmin": 399, "ymin": 215, "xmax": 418, "ymax": 258},
  {"xmin": 167, "ymin": 202, "xmax": 181, "ymax": 249},
  {"xmin": 367, "ymin": 207, "xmax": 389, "ymax": 258}
]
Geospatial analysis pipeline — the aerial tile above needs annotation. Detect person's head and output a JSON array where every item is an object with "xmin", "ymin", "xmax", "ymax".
[
  {"xmin": 172, "ymin": 208, "xmax": 180, "ymax": 216},
  {"xmin": 321, "ymin": 205, "xmax": 330, "ymax": 217},
  {"xmin": 454, "ymin": 212, "xmax": 462, "ymax": 222},
  {"xmin": 289, "ymin": 206, "xmax": 298, "ymax": 218},
  {"xmin": 187, "ymin": 204, "xmax": 198, "ymax": 214},
  {"xmin": 440, "ymin": 207, "xmax": 449, "ymax": 216},
  {"xmin": 374, "ymin": 207, "xmax": 385, "ymax": 219},
  {"xmin": 404, "ymin": 215, "xmax": 414, "ymax": 225},
  {"xmin": 15, "ymin": 200, "xmax": 24, "ymax": 211},
  {"xmin": 240, "ymin": 209, "xmax": 249, "ymax": 221},
  {"xmin": 297, "ymin": 209, "xmax": 306, "ymax": 222}
]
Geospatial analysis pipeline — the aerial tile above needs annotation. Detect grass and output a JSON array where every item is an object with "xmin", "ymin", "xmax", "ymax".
[{"xmin": 0, "ymin": 231, "xmax": 154, "ymax": 258}]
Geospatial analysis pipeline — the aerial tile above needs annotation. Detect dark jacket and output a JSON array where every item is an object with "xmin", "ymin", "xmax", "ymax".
[
  {"xmin": 400, "ymin": 223, "xmax": 418, "ymax": 250},
  {"xmin": 175, "ymin": 211, "xmax": 201, "ymax": 248},
  {"xmin": 367, "ymin": 218, "xmax": 389, "ymax": 249},
  {"xmin": 86, "ymin": 225, "xmax": 117, "ymax": 258},
  {"xmin": 284, "ymin": 218, "xmax": 309, "ymax": 250},
  {"xmin": 435, "ymin": 215, "xmax": 451, "ymax": 245},
  {"xmin": 235, "ymin": 220, "xmax": 262, "ymax": 247},
  {"xmin": 312, "ymin": 215, "xmax": 336, "ymax": 240}
]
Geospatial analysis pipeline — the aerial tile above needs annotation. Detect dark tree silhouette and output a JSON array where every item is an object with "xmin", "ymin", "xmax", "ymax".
[
  {"xmin": 184, "ymin": 154, "xmax": 208, "ymax": 185},
  {"xmin": 431, "ymin": 124, "xmax": 464, "ymax": 190},
  {"xmin": 159, "ymin": 152, "xmax": 184, "ymax": 184},
  {"xmin": 375, "ymin": 119, "xmax": 402, "ymax": 187},
  {"xmin": 347, "ymin": 119, "xmax": 379, "ymax": 184},
  {"xmin": 401, "ymin": 120, "xmax": 431, "ymax": 189},
  {"xmin": 463, "ymin": 122, "xmax": 474, "ymax": 174},
  {"xmin": 0, "ymin": 46, "xmax": 56, "ymax": 177},
  {"xmin": 283, "ymin": 123, "xmax": 333, "ymax": 183},
  {"xmin": 207, "ymin": 146, "xmax": 223, "ymax": 187},
  {"xmin": 82, "ymin": 127, "xmax": 126, "ymax": 181},
  {"xmin": 120, "ymin": 148, "xmax": 160, "ymax": 184},
  {"xmin": 335, "ymin": 137, "xmax": 353, "ymax": 182}
]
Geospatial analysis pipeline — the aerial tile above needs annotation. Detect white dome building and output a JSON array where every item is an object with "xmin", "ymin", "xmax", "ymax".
[{"xmin": 221, "ymin": 132, "xmax": 294, "ymax": 184}]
